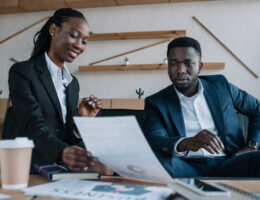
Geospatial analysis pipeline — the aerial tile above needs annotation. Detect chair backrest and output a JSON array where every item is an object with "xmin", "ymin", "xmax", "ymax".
[{"xmin": 99, "ymin": 109, "xmax": 146, "ymax": 132}]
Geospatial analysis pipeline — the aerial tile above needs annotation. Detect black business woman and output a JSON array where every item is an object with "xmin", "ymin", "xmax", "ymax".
[{"xmin": 7, "ymin": 8, "xmax": 112, "ymax": 174}]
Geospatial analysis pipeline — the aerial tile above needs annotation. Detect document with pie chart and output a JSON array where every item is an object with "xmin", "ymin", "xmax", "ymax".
[{"xmin": 74, "ymin": 116, "xmax": 173, "ymax": 184}]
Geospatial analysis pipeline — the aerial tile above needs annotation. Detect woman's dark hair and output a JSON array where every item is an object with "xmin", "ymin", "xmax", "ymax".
[{"xmin": 30, "ymin": 8, "xmax": 86, "ymax": 59}]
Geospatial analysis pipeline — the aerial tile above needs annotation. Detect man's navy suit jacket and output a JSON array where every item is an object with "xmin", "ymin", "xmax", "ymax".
[{"xmin": 144, "ymin": 75, "xmax": 260, "ymax": 161}]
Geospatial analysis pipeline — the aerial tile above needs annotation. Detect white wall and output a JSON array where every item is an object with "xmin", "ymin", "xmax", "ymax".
[{"xmin": 0, "ymin": 0, "xmax": 259, "ymax": 99}]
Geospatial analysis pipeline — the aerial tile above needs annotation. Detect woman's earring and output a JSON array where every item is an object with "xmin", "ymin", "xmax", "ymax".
[{"xmin": 51, "ymin": 33, "xmax": 54, "ymax": 36}]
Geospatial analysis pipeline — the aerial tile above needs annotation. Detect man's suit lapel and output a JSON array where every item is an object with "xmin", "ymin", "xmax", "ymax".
[
  {"xmin": 200, "ymin": 78, "xmax": 226, "ymax": 146},
  {"xmin": 35, "ymin": 54, "xmax": 64, "ymax": 122},
  {"xmin": 166, "ymin": 85, "xmax": 186, "ymax": 137}
]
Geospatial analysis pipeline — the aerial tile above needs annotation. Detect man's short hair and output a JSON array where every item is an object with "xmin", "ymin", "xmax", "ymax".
[{"xmin": 167, "ymin": 37, "xmax": 202, "ymax": 58}]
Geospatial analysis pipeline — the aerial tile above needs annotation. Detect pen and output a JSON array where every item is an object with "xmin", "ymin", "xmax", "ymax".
[{"xmin": 89, "ymin": 98, "xmax": 97, "ymax": 104}]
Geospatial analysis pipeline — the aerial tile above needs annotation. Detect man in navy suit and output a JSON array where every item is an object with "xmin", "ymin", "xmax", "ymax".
[{"xmin": 144, "ymin": 37, "xmax": 260, "ymax": 177}]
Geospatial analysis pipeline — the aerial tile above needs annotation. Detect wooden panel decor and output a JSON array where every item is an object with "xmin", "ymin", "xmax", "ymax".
[
  {"xmin": 79, "ymin": 62, "xmax": 225, "ymax": 71},
  {"xmin": 111, "ymin": 99, "xmax": 144, "ymax": 110},
  {"xmin": 0, "ymin": 98, "xmax": 144, "ymax": 138},
  {"xmin": 89, "ymin": 39, "xmax": 171, "ymax": 65},
  {"xmin": 0, "ymin": 16, "xmax": 50, "ymax": 45},
  {"xmin": 193, "ymin": 16, "xmax": 258, "ymax": 79},
  {"xmin": 0, "ymin": 99, "xmax": 8, "ymax": 138},
  {"xmin": 10, "ymin": 57, "xmax": 19, "ymax": 63},
  {"xmin": 170, "ymin": 0, "xmax": 214, "ymax": 2},
  {"xmin": 116, "ymin": 0, "xmax": 169, "ymax": 6},
  {"xmin": 86, "ymin": 30, "xmax": 186, "ymax": 70},
  {"xmin": 100, "ymin": 99, "xmax": 112, "ymax": 109},
  {"xmin": 0, "ymin": 0, "xmax": 217, "ymax": 15},
  {"xmin": 65, "ymin": 0, "xmax": 118, "ymax": 8},
  {"xmin": 80, "ymin": 64, "xmax": 167, "ymax": 71},
  {"xmin": 0, "ymin": 0, "xmax": 19, "ymax": 8},
  {"xmin": 19, "ymin": 0, "xmax": 68, "ymax": 12},
  {"xmin": 0, "ymin": 0, "xmax": 24, "ymax": 14},
  {"xmin": 89, "ymin": 30, "xmax": 186, "ymax": 41}
]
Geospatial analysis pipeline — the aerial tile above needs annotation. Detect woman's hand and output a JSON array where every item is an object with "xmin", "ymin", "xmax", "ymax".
[
  {"xmin": 89, "ymin": 161, "xmax": 114, "ymax": 175},
  {"xmin": 62, "ymin": 146, "xmax": 114, "ymax": 175},
  {"xmin": 62, "ymin": 146, "xmax": 96, "ymax": 172},
  {"xmin": 78, "ymin": 95, "xmax": 101, "ymax": 117}
]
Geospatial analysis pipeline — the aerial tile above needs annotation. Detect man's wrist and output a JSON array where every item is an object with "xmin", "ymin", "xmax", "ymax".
[
  {"xmin": 173, "ymin": 138, "xmax": 187, "ymax": 156},
  {"xmin": 177, "ymin": 138, "xmax": 189, "ymax": 152}
]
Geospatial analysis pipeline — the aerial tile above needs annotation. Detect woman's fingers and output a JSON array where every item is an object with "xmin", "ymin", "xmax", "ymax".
[{"xmin": 62, "ymin": 146, "xmax": 97, "ymax": 171}]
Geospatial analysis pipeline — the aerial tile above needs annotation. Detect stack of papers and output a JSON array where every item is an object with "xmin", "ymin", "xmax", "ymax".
[{"xmin": 23, "ymin": 179, "xmax": 173, "ymax": 200}]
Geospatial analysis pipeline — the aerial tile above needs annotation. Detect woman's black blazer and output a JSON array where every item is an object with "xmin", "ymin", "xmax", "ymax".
[{"xmin": 7, "ymin": 54, "xmax": 81, "ymax": 170}]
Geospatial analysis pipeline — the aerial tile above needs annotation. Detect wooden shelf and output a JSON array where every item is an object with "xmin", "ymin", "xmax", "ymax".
[
  {"xmin": 89, "ymin": 30, "xmax": 186, "ymax": 41},
  {"xmin": 79, "ymin": 63, "xmax": 225, "ymax": 71}
]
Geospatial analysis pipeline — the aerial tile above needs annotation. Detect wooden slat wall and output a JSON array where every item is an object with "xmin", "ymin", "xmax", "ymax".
[
  {"xmin": 115, "ymin": 0, "xmax": 169, "ymax": 6},
  {"xmin": 88, "ymin": 31, "xmax": 186, "ymax": 41},
  {"xmin": 111, "ymin": 99, "xmax": 144, "ymax": 110},
  {"xmin": 79, "ymin": 98, "xmax": 144, "ymax": 109},
  {"xmin": 19, "ymin": 0, "xmax": 68, "ymax": 12},
  {"xmin": 0, "ymin": 0, "xmax": 217, "ymax": 15},
  {"xmin": 79, "ymin": 62, "xmax": 225, "ymax": 71},
  {"xmin": 0, "ymin": 0, "xmax": 24, "ymax": 14},
  {"xmin": 100, "ymin": 99, "xmax": 112, "ymax": 109},
  {"xmin": 0, "ymin": 99, "xmax": 8, "ymax": 138},
  {"xmin": 65, "ymin": 0, "xmax": 118, "ymax": 8},
  {"xmin": 0, "ymin": 98, "xmax": 144, "ymax": 138}
]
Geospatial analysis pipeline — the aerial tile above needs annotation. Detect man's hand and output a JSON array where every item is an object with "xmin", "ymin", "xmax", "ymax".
[
  {"xmin": 232, "ymin": 145, "xmax": 258, "ymax": 157},
  {"xmin": 78, "ymin": 95, "xmax": 101, "ymax": 117},
  {"xmin": 177, "ymin": 129, "xmax": 224, "ymax": 154},
  {"xmin": 62, "ymin": 146, "xmax": 96, "ymax": 172}
]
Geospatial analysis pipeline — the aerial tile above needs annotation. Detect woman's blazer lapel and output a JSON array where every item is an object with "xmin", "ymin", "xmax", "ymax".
[
  {"xmin": 34, "ymin": 54, "xmax": 64, "ymax": 122},
  {"xmin": 65, "ymin": 78, "xmax": 79, "ymax": 119}
]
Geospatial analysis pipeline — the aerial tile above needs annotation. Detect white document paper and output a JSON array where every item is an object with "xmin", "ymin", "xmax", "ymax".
[
  {"xmin": 0, "ymin": 194, "xmax": 11, "ymax": 199},
  {"xmin": 74, "ymin": 116, "xmax": 174, "ymax": 184},
  {"xmin": 23, "ymin": 179, "xmax": 173, "ymax": 200}
]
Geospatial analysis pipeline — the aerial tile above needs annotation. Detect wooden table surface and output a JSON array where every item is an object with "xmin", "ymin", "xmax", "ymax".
[{"xmin": 0, "ymin": 175, "xmax": 259, "ymax": 200}]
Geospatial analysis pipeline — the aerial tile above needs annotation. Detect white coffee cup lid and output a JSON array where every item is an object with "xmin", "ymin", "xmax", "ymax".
[{"xmin": 0, "ymin": 137, "xmax": 34, "ymax": 149}]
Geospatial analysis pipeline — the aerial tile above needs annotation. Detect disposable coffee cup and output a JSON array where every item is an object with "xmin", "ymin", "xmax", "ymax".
[{"xmin": 0, "ymin": 137, "xmax": 34, "ymax": 190}]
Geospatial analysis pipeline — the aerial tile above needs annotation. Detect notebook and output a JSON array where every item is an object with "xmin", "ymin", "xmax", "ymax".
[{"xmin": 34, "ymin": 164, "xmax": 99, "ymax": 181}]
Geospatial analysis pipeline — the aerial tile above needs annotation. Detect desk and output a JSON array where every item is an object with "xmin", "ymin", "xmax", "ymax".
[{"xmin": 0, "ymin": 175, "xmax": 259, "ymax": 200}]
